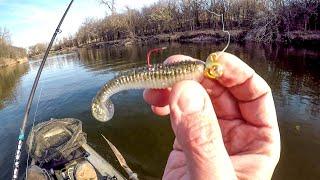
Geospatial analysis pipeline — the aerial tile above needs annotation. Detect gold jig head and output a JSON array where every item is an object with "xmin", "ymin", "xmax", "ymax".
[{"xmin": 204, "ymin": 53, "xmax": 223, "ymax": 79}]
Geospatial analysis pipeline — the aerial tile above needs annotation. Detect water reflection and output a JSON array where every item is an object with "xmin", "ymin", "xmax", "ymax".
[
  {"xmin": 235, "ymin": 43, "xmax": 320, "ymax": 120},
  {"xmin": 78, "ymin": 46, "xmax": 152, "ymax": 73},
  {"xmin": 79, "ymin": 43, "xmax": 320, "ymax": 179},
  {"xmin": 0, "ymin": 43, "xmax": 319, "ymax": 179},
  {"xmin": 0, "ymin": 63, "xmax": 29, "ymax": 109}
]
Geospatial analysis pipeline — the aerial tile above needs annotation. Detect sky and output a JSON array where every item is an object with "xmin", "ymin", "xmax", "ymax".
[{"xmin": 0, "ymin": 0, "xmax": 158, "ymax": 48}]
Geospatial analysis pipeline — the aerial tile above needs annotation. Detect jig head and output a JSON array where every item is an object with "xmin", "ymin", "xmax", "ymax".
[{"xmin": 204, "ymin": 52, "xmax": 224, "ymax": 79}]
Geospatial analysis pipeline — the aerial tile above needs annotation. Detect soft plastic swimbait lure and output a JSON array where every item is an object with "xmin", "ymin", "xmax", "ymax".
[{"xmin": 92, "ymin": 53, "xmax": 223, "ymax": 122}]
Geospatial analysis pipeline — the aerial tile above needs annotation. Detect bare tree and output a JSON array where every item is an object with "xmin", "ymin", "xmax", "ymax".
[
  {"xmin": 51, "ymin": 0, "xmax": 320, "ymax": 46},
  {"xmin": 101, "ymin": 0, "xmax": 116, "ymax": 15},
  {"xmin": 28, "ymin": 43, "xmax": 47, "ymax": 57},
  {"xmin": 0, "ymin": 27, "xmax": 11, "ymax": 44}
]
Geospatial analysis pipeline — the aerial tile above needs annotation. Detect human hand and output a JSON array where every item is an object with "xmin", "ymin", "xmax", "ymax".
[{"xmin": 143, "ymin": 53, "xmax": 280, "ymax": 180}]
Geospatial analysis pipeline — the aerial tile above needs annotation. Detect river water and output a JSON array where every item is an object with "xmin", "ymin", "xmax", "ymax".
[{"xmin": 0, "ymin": 42, "xmax": 319, "ymax": 179}]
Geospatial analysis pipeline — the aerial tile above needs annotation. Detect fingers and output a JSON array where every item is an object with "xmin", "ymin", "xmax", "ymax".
[
  {"xmin": 202, "ymin": 78, "xmax": 241, "ymax": 120},
  {"xmin": 169, "ymin": 80, "xmax": 236, "ymax": 179},
  {"xmin": 143, "ymin": 54, "xmax": 196, "ymax": 116},
  {"xmin": 151, "ymin": 105, "xmax": 170, "ymax": 116},
  {"xmin": 207, "ymin": 52, "xmax": 277, "ymax": 127},
  {"xmin": 239, "ymin": 93, "xmax": 278, "ymax": 127},
  {"xmin": 143, "ymin": 89, "xmax": 171, "ymax": 116},
  {"xmin": 164, "ymin": 54, "xmax": 196, "ymax": 64},
  {"xmin": 143, "ymin": 89, "xmax": 170, "ymax": 107},
  {"xmin": 211, "ymin": 52, "xmax": 270, "ymax": 102}
]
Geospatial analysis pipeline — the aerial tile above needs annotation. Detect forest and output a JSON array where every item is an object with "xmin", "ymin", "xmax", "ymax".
[{"xmin": 29, "ymin": 0, "xmax": 320, "ymax": 56}]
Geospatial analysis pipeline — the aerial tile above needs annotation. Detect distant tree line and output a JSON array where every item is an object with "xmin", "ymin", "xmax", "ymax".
[
  {"xmin": 0, "ymin": 27, "xmax": 27, "ymax": 59},
  {"xmin": 28, "ymin": 43, "xmax": 48, "ymax": 57},
  {"xmin": 50, "ymin": 0, "xmax": 319, "ymax": 50}
]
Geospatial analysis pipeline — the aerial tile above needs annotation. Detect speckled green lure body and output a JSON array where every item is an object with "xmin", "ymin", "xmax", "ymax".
[
  {"xmin": 92, "ymin": 53, "xmax": 224, "ymax": 122},
  {"xmin": 92, "ymin": 60, "xmax": 205, "ymax": 122}
]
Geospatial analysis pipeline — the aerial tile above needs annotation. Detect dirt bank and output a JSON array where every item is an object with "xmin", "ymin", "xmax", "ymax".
[{"xmin": 0, "ymin": 57, "xmax": 28, "ymax": 68}]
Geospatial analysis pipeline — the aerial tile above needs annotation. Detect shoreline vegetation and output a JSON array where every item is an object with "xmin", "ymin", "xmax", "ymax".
[
  {"xmin": 81, "ymin": 29, "xmax": 248, "ymax": 48},
  {"xmin": 0, "ymin": 27, "xmax": 28, "ymax": 68},
  {"xmin": 28, "ymin": 0, "xmax": 320, "ymax": 58},
  {"xmin": 29, "ymin": 28, "xmax": 320, "ymax": 59},
  {"xmin": 79, "ymin": 29, "xmax": 320, "ymax": 49},
  {"xmin": 0, "ymin": 1, "xmax": 319, "ymax": 63}
]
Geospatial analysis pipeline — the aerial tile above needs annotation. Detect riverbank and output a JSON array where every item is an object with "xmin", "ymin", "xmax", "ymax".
[
  {"xmin": 28, "ymin": 29, "xmax": 320, "ymax": 58},
  {"xmin": 283, "ymin": 31, "xmax": 320, "ymax": 46},
  {"xmin": 28, "ymin": 47, "xmax": 78, "ymax": 60},
  {"xmin": 80, "ymin": 29, "xmax": 320, "ymax": 49},
  {"xmin": 81, "ymin": 30, "xmax": 247, "ymax": 48},
  {"xmin": 0, "ymin": 57, "xmax": 28, "ymax": 68}
]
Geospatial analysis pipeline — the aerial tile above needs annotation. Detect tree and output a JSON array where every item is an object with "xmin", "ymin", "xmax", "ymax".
[
  {"xmin": 28, "ymin": 43, "xmax": 47, "ymax": 57},
  {"xmin": 0, "ymin": 27, "xmax": 26, "ymax": 59},
  {"xmin": 100, "ymin": 0, "xmax": 116, "ymax": 15},
  {"xmin": 53, "ymin": 0, "xmax": 320, "ymax": 46},
  {"xmin": 0, "ymin": 27, "xmax": 11, "ymax": 44},
  {"xmin": 149, "ymin": 2, "xmax": 174, "ymax": 33}
]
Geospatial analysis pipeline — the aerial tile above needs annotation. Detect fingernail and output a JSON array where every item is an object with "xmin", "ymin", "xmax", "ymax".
[{"xmin": 177, "ymin": 83, "xmax": 205, "ymax": 115}]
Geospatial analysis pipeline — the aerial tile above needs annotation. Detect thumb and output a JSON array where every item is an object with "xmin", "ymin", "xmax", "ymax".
[{"xmin": 169, "ymin": 80, "xmax": 236, "ymax": 179}]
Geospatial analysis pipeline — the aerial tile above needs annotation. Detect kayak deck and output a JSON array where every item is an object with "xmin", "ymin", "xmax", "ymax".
[{"xmin": 82, "ymin": 143, "xmax": 125, "ymax": 180}]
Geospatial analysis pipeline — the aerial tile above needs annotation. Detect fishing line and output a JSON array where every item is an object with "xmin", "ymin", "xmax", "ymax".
[
  {"xmin": 25, "ymin": 87, "xmax": 43, "ymax": 180},
  {"xmin": 198, "ymin": 0, "xmax": 230, "ymax": 58}
]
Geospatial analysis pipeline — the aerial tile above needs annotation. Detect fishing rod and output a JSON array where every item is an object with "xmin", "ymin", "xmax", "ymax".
[{"xmin": 12, "ymin": 0, "xmax": 74, "ymax": 179}]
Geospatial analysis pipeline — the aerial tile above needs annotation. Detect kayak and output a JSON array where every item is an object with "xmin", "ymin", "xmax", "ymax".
[{"xmin": 24, "ymin": 118, "xmax": 125, "ymax": 180}]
